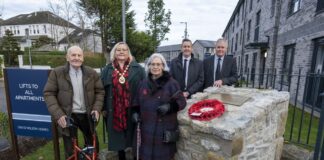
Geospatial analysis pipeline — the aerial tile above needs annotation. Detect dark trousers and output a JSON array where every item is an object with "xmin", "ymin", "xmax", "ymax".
[{"xmin": 62, "ymin": 113, "xmax": 99, "ymax": 158}]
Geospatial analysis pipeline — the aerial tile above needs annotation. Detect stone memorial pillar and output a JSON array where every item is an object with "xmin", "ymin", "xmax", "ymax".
[{"xmin": 176, "ymin": 86, "xmax": 289, "ymax": 160}]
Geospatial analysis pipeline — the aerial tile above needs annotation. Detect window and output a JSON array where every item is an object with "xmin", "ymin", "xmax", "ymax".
[
  {"xmin": 237, "ymin": 11, "xmax": 240, "ymax": 27},
  {"xmin": 235, "ymin": 33, "xmax": 238, "ymax": 51},
  {"xmin": 232, "ymin": 21, "xmax": 235, "ymax": 33},
  {"xmin": 250, "ymin": 0, "xmax": 253, "ymax": 12},
  {"xmin": 254, "ymin": 10, "xmax": 261, "ymax": 42},
  {"xmin": 271, "ymin": 0, "xmax": 276, "ymax": 16},
  {"xmin": 231, "ymin": 37, "xmax": 234, "ymax": 53},
  {"xmin": 241, "ymin": 5, "xmax": 244, "ymax": 21},
  {"xmin": 240, "ymin": 29, "xmax": 243, "ymax": 44},
  {"xmin": 282, "ymin": 44, "xmax": 295, "ymax": 84},
  {"xmin": 306, "ymin": 37, "xmax": 324, "ymax": 107},
  {"xmin": 44, "ymin": 25, "xmax": 47, "ymax": 33},
  {"xmin": 251, "ymin": 52, "xmax": 257, "ymax": 81},
  {"xmin": 245, "ymin": 54, "xmax": 249, "ymax": 73},
  {"xmin": 317, "ymin": 0, "xmax": 324, "ymax": 12},
  {"xmin": 247, "ymin": 20, "xmax": 251, "ymax": 41},
  {"xmin": 33, "ymin": 25, "xmax": 36, "ymax": 34},
  {"xmin": 289, "ymin": 0, "xmax": 301, "ymax": 15},
  {"xmin": 36, "ymin": 25, "xmax": 39, "ymax": 34},
  {"xmin": 237, "ymin": 56, "xmax": 241, "ymax": 73}
]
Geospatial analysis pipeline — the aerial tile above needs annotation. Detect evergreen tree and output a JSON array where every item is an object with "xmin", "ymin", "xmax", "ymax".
[
  {"xmin": 32, "ymin": 36, "xmax": 54, "ymax": 49},
  {"xmin": 0, "ymin": 30, "xmax": 21, "ymax": 66},
  {"xmin": 145, "ymin": 0, "xmax": 171, "ymax": 50},
  {"xmin": 128, "ymin": 31, "xmax": 155, "ymax": 62}
]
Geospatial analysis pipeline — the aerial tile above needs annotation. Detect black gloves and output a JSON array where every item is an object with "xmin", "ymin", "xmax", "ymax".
[
  {"xmin": 157, "ymin": 104, "xmax": 171, "ymax": 115},
  {"xmin": 132, "ymin": 112, "xmax": 141, "ymax": 123}
]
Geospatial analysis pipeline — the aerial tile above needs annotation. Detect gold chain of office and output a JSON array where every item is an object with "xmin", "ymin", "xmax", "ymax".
[{"xmin": 113, "ymin": 64, "xmax": 130, "ymax": 84}]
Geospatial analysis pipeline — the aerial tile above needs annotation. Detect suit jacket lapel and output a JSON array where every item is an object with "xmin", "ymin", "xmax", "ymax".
[
  {"xmin": 221, "ymin": 56, "xmax": 228, "ymax": 75},
  {"xmin": 210, "ymin": 55, "xmax": 216, "ymax": 74}
]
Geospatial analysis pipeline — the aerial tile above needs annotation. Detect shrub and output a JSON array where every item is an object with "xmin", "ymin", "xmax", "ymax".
[
  {"xmin": 0, "ymin": 56, "xmax": 3, "ymax": 78},
  {"xmin": 22, "ymin": 53, "xmax": 105, "ymax": 68},
  {"xmin": 0, "ymin": 112, "xmax": 9, "ymax": 138}
]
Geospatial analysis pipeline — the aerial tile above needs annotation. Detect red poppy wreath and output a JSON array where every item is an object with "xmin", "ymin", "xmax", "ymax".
[{"xmin": 188, "ymin": 99, "xmax": 225, "ymax": 121}]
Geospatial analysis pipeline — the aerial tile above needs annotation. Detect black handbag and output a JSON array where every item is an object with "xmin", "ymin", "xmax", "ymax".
[{"xmin": 163, "ymin": 129, "xmax": 180, "ymax": 143}]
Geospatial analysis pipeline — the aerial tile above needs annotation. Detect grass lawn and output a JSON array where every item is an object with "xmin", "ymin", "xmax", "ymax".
[
  {"xmin": 21, "ymin": 118, "xmax": 107, "ymax": 160},
  {"xmin": 284, "ymin": 105, "xmax": 319, "ymax": 149}
]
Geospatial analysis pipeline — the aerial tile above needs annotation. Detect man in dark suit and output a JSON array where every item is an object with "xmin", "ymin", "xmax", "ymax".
[
  {"xmin": 203, "ymin": 38, "xmax": 238, "ymax": 88},
  {"xmin": 170, "ymin": 38, "xmax": 204, "ymax": 98}
]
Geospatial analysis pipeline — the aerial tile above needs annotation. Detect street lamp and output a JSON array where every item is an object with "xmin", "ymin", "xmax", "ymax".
[
  {"xmin": 25, "ymin": 28, "xmax": 32, "ymax": 69},
  {"xmin": 180, "ymin": 22, "xmax": 188, "ymax": 39},
  {"xmin": 122, "ymin": 0, "xmax": 126, "ymax": 42}
]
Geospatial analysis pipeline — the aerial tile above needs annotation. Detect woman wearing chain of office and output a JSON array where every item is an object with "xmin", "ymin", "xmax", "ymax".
[{"xmin": 101, "ymin": 42, "xmax": 145, "ymax": 160}]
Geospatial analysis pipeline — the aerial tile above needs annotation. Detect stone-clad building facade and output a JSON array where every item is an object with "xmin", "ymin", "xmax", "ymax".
[{"xmin": 223, "ymin": 0, "xmax": 324, "ymax": 107}]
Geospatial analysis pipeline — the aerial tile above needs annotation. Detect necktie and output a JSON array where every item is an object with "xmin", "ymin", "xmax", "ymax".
[
  {"xmin": 183, "ymin": 59, "xmax": 188, "ymax": 89},
  {"xmin": 215, "ymin": 58, "xmax": 221, "ymax": 80}
]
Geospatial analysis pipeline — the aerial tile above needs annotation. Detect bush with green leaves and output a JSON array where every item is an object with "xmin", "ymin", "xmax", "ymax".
[
  {"xmin": 0, "ymin": 112, "xmax": 9, "ymax": 138},
  {"xmin": 0, "ymin": 56, "xmax": 3, "ymax": 78}
]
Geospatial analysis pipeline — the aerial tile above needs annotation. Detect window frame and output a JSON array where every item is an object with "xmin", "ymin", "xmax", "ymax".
[
  {"xmin": 247, "ymin": 20, "xmax": 251, "ymax": 41},
  {"xmin": 245, "ymin": 54, "xmax": 249, "ymax": 73},
  {"xmin": 254, "ymin": 10, "xmax": 261, "ymax": 42},
  {"xmin": 316, "ymin": 0, "xmax": 324, "ymax": 13},
  {"xmin": 282, "ymin": 44, "xmax": 296, "ymax": 85},
  {"xmin": 288, "ymin": 0, "xmax": 301, "ymax": 15}
]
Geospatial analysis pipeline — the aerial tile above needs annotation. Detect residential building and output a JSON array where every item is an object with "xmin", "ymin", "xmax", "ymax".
[
  {"xmin": 157, "ymin": 39, "xmax": 217, "ymax": 63},
  {"xmin": 192, "ymin": 40, "xmax": 216, "ymax": 60},
  {"xmin": 157, "ymin": 44, "xmax": 181, "ymax": 62},
  {"xmin": 58, "ymin": 29, "xmax": 102, "ymax": 52},
  {"xmin": 0, "ymin": 11, "xmax": 101, "ymax": 52},
  {"xmin": 222, "ymin": 0, "xmax": 324, "ymax": 108}
]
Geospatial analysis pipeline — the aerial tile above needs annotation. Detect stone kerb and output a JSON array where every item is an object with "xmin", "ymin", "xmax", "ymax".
[{"xmin": 175, "ymin": 86, "xmax": 289, "ymax": 160}]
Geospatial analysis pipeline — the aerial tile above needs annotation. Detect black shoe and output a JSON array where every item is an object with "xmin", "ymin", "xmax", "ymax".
[{"xmin": 118, "ymin": 150, "xmax": 126, "ymax": 160}]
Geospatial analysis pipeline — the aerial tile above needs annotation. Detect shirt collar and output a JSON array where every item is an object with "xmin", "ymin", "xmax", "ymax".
[
  {"xmin": 182, "ymin": 56, "xmax": 191, "ymax": 61},
  {"xmin": 69, "ymin": 65, "xmax": 81, "ymax": 73},
  {"xmin": 215, "ymin": 55, "xmax": 224, "ymax": 60}
]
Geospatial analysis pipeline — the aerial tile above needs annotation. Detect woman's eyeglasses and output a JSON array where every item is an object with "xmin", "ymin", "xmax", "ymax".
[{"xmin": 149, "ymin": 63, "xmax": 163, "ymax": 67}]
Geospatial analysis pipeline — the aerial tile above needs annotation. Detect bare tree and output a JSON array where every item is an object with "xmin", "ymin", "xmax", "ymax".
[
  {"xmin": 47, "ymin": 0, "xmax": 76, "ymax": 48},
  {"xmin": 0, "ymin": 0, "xmax": 3, "ymax": 18}
]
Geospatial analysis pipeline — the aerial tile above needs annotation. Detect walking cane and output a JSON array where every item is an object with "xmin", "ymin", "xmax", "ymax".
[{"xmin": 136, "ymin": 121, "xmax": 141, "ymax": 160}]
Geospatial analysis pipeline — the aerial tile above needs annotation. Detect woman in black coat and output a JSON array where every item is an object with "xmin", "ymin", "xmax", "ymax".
[{"xmin": 133, "ymin": 53, "xmax": 186, "ymax": 160}]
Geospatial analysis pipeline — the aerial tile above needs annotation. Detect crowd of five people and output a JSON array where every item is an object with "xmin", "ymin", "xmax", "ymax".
[{"xmin": 43, "ymin": 38, "xmax": 238, "ymax": 160}]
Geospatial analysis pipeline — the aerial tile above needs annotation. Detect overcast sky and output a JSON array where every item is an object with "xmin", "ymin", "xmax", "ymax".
[{"xmin": 0, "ymin": 0, "xmax": 237, "ymax": 46}]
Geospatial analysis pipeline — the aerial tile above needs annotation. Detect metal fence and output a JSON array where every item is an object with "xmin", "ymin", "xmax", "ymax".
[{"xmin": 238, "ymin": 68, "xmax": 324, "ymax": 159}]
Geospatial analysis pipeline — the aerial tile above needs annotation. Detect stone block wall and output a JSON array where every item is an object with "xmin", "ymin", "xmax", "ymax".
[{"xmin": 175, "ymin": 86, "xmax": 289, "ymax": 160}]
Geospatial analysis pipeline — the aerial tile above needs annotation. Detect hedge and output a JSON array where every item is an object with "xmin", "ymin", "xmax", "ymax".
[{"xmin": 23, "ymin": 53, "xmax": 106, "ymax": 68}]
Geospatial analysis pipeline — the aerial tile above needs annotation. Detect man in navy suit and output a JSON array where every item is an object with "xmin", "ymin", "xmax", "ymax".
[
  {"xmin": 170, "ymin": 38, "xmax": 204, "ymax": 98},
  {"xmin": 203, "ymin": 38, "xmax": 238, "ymax": 88}
]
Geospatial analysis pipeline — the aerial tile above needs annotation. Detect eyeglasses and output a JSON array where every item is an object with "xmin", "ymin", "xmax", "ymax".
[
  {"xmin": 116, "ymin": 48, "xmax": 129, "ymax": 52},
  {"xmin": 149, "ymin": 63, "xmax": 163, "ymax": 67}
]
